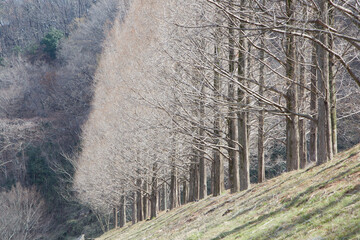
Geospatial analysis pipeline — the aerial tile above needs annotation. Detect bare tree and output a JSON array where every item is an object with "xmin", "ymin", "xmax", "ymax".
[{"xmin": 0, "ymin": 183, "xmax": 49, "ymax": 240}]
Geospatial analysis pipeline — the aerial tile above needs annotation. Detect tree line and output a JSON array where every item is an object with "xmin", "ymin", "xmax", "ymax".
[{"xmin": 73, "ymin": 0, "xmax": 359, "ymax": 231}]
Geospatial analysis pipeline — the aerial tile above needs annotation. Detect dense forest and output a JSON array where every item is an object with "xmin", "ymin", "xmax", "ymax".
[
  {"xmin": 0, "ymin": 0, "xmax": 129, "ymax": 238},
  {"xmin": 0, "ymin": 0, "xmax": 359, "ymax": 239}
]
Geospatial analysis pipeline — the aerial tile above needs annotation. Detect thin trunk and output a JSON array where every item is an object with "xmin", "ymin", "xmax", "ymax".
[
  {"xmin": 119, "ymin": 196, "xmax": 126, "ymax": 228},
  {"xmin": 143, "ymin": 181, "xmax": 148, "ymax": 219},
  {"xmin": 177, "ymin": 179, "xmax": 181, "ymax": 206},
  {"xmin": 258, "ymin": 41, "xmax": 265, "ymax": 183},
  {"xmin": 183, "ymin": 181, "xmax": 188, "ymax": 204},
  {"xmin": 238, "ymin": 2, "xmax": 250, "ymax": 190},
  {"xmin": 299, "ymin": 53, "xmax": 307, "ymax": 169},
  {"xmin": 148, "ymin": 184, "xmax": 151, "ymax": 217},
  {"xmin": 213, "ymin": 6, "xmax": 224, "ymax": 196},
  {"xmin": 329, "ymin": 6, "xmax": 337, "ymax": 155},
  {"xmin": 199, "ymin": 86, "xmax": 207, "ymax": 199},
  {"xmin": 210, "ymin": 160, "xmax": 215, "ymax": 195},
  {"xmin": 113, "ymin": 207, "xmax": 118, "ymax": 229},
  {"xmin": 317, "ymin": 0, "xmax": 332, "ymax": 164},
  {"xmin": 286, "ymin": 0, "xmax": 300, "ymax": 171},
  {"xmin": 150, "ymin": 163, "xmax": 158, "ymax": 219},
  {"xmin": 169, "ymin": 165, "xmax": 178, "ymax": 209},
  {"xmin": 189, "ymin": 148, "xmax": 199, "ymax": 202},
  {"xmin": 157, "ymin": 188, "xmax": 160, "ymax": 213},
  {"xmin": 162, "ymin": 183, "xmax": 168, "ymax": 211},
  {"xmin": 228, "ymin": 0, "xmax": 240, "ymax": 193},
  {"xmin": 310, "ymin": 46, "xmax": 318, "ymax": 163},
  {"xmin": 132, "ymin": 192, "xmax": 137, "ymax": 224},
  {"xmin": 136, "ymin": 178, "xmax": 143, "ymax": 221}
]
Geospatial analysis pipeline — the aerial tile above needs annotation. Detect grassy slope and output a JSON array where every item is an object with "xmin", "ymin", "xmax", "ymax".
[{"xmin": 98, "ymin": 145, "xmax": 360, "ymax": 240}]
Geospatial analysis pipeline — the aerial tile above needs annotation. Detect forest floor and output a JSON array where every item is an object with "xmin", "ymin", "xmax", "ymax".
[{"xmin": 97, "ymin": 144, "xmax": 360, "ymax": 240}]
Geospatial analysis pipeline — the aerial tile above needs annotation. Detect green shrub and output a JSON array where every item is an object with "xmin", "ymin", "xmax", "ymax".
[
  {"xmin": 40, "ymin": 28, "xmax": 64, "ymax": 59},
  {"xmin": 26, "ymin": 44, "xmax": 39, "ymax": 55},
  {"xmin": 26, "ymin": 146, "xmax": 57, "ymax": 200}
]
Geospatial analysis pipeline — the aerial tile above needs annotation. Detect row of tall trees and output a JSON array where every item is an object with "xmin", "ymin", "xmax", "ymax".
[{"xmin": 74, "ymin": 0, "xmax": 360, "ymax": 230}]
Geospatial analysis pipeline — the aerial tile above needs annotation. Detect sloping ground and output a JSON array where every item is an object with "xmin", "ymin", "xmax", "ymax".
[{"xmin": 98, "ymin": 145, "xmax": 360, "ymax": 240}]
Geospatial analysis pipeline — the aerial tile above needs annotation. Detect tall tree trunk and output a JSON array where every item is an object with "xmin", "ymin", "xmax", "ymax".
[
  {"xmin": 150, "ymin": 163, "xmax": 158, "ymax": 219},
  {"xmin": 316, "ymin": 0, "xmax": 332, "ymax": 164},
  {"xmin": 169, "ymin": 129, "xmax": 178, "ymax": 209},
  {"xmin": 143, "ymin": 181, "xmax": 148, "ymax": 220},
  {"xmin": 238, "ymin": 1, "xmax": 250, "ymax": 190},
  {"xmin": 113, "ymin": 207, "xmax": 118, "ymax": 229},
  {"xmin": 136, "ymin": 177, "xmax": 143, "ymax": 221},
  {"xmin": 228, "ymin": 0, "xmax": 240, "ymax": 193},
  {"xmin": 199, "ymin": 85, "xmax": 207, "ymax": 199},
  {"xmin": 182, "ymin": 180, "xmax": 188, "ymax": 204},
  {"xmin": 177, "ymin": 179, "xmax": 181, "ymax": 206},
  {"xmin": 169, "ymin": 165, "xmax": 178, "ymax": 209},
  {"xmin": 285, "ymin": 0, "xmax": 300, "ymax": 171},
  {"xmin": 119, "ymin": 196, "xmax": 126, "ymax": 228},
  {"xmin": 158, "ymin": 185, "xmax": 162, "ymax": 211},
  {"xmin": 210, "ymin": 160, "xmax": 215, "ymax": 195},
  {"xmin": 189, "ymin": 147, "xmax": 199, "ymax": 202},
  {"xmin": 213, "ymin": 5, "xmax": 224, "ymax": 196},
  {"xmin": 148, "ymin": 183, "xmax": 151, "ymax": 217},
  {"xmin": 162, "ymin": 182, "xmax": 167, "ymax": 211},
  {"xmin": 132, "ymin": 192, "xmax": 137, "ymax": 224},
  {"xmin": 329, "ymin": 6, "xmax": 337, "ymax": 155},
  {"xmin": 309, "ymin": 46, "xmax": 318, "ymax": 163},
  {"xmin": 258, "ymin": 41, "xmax": 265, "ymax": 183},
  {"xmin": 299, "ymin": 53, "xmax": 307, "ymax": 169}
]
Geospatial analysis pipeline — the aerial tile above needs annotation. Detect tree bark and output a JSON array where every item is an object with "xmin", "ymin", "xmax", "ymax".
[
  {"xmin": 132, "ymin": 192, "xmax": 137, "ymax": 224},
  {"xmin": 119, "ymin": 196, "xmax": 126, "ymax": 228},
  {"xmin": 299, "ymin": 52, "xmax": 307, "ymax": 169},
  {"xmin": 238, "ymin": 2, "xmax": 250, "ymax": 190},
  {"xmin": 143, "ymin": 181, "xmax": 148, "ymax": 220},
  {"xmin": 212, "ymin": 5, "xmax": 224, "ymax": 196},
  {"xmin": 177, "ymin": 179, "xmax": 181, "ymax": 206},
  {"xmin": 136, "ymin": 178, "xmax": 143, "ymax": 221},
  {"xmin": 199, "ymin": 85, "xmax": 207, "ymax": 199},
  {"xmin": 150, "ymin": 163, "xmax": 158, "ymax": 219},
  {"xmin": 228, "ymin": 0, "xmax": 240, "ymax": 193},
  {"xmin": 258, "ymin": 40, "xmax": 265, "ymax": 183},
  {"xmin": 189, "ymin": 148, "xmax": 199, "ymax": 202},
  {"xmin": 285, "ymin": 0, "xmax": 300, "ymax": 171},
  {"xmin": 169, "ymin": 165, "xmax": 178, "ymax": 209},
  {"xmin": 113, "ymin": 207, "xmax": 118, "ymax": 229},
  {"xmin": 162, "ymin": 182, "xmax": 167, "ymax": 211},
  {"xmin": 329, "ymin": 6, "xmax": 337, "ymax": 155},
  {"xmin": 309, "ymin": 46, "xmax": 318, "ymax": 163},
  {"xmin": 317, "ymin": 0, "xmax": 332, "ymax": 164},
  {"xmin": 182, "ymin": 181, "xmax": 188, "ymax": 204}
]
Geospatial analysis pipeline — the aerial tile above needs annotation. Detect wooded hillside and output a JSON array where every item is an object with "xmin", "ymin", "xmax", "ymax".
[
  {"xmin": 98, "ymin": 144, "xmax": 360, "ymax": 240},
  {"xmin": 0, "ymin": 0, "xmax": 359, "ymax": 239},
  {"xmin": 73, "ymin": 0, "xmax": 360, "ymax": 236}
]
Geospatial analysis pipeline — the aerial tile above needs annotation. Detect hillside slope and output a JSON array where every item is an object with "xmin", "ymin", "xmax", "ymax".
[{"xmin": 97, "ymin": 145, "xmax": 360, "ymax": 240}]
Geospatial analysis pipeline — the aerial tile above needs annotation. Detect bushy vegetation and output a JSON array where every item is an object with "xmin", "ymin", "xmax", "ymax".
[
  {"xmin": 0, "ymin": 0, "xmax": 126, "ymax": 238},
  {"xmin": 26, "ymin": 146, "xmax": 58, "ymax": 201},
  {"xmin": 40, "ymin": 28, "xmax": 64, "ymax": 59}
]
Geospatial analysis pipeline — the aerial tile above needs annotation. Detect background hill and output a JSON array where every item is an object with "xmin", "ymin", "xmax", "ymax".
[{"xmin": 98, "ymin": 145, "xmax": 360, "ymax": 240}]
